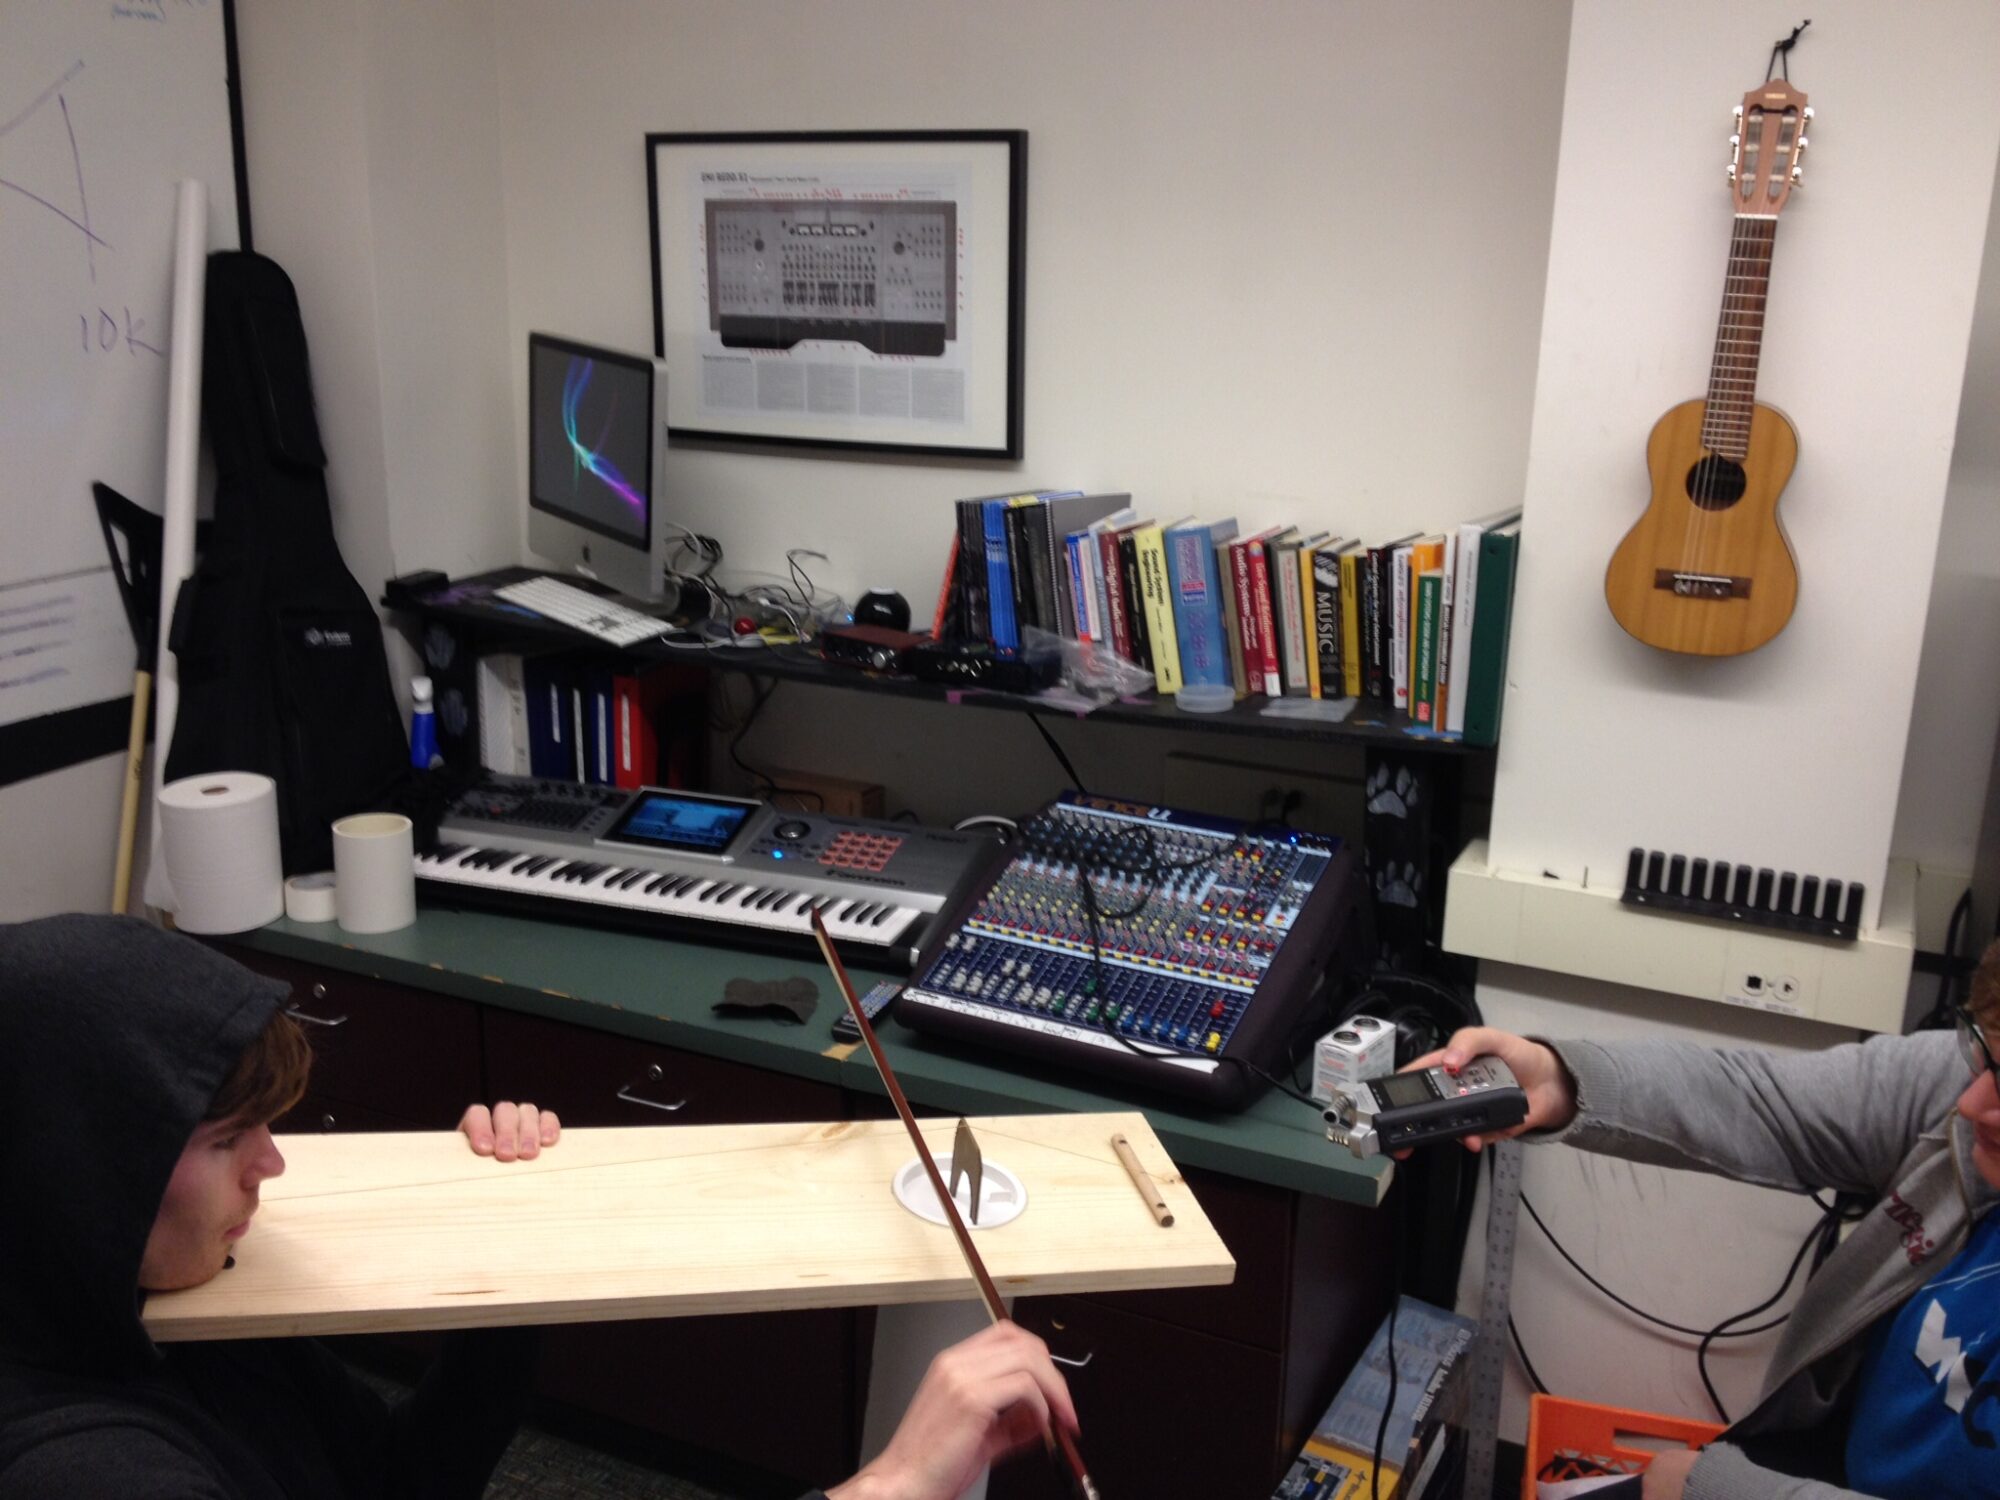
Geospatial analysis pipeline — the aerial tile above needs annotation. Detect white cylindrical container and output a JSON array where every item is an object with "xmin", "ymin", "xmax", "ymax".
[
  {"xmin": 332, "ymin": 813, "xmax": 417, "ymax": 934},
  {"xmin": 158, "ymin": 772, "xmax": 284, "ymax": 934}
]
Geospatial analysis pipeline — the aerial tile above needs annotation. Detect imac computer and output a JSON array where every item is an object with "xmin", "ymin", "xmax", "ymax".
[{"xmin": 526, "ymin": 332, "xmax": 672, "ymax": 600}]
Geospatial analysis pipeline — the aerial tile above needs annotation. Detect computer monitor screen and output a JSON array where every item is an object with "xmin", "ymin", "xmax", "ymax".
[{"xmin": 526, "ymin": 333, "xmax": 669, "ymax": 597}]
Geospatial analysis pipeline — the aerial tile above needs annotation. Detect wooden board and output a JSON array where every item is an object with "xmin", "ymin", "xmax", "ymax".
[{"xmin": 144, "ymin": 1112, "xmax": 1232, "ymax": 1341}]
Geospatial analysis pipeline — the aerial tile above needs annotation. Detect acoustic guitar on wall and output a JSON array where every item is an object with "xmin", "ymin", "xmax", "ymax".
[{"xmin": 1606, "ymin": 79, "xmax": 1812, "ymax": 656}]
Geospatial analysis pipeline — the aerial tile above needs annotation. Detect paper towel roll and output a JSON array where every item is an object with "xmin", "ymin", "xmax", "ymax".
[
  {"xmin": 159, "ymin": 772, "xmax": 284, "ymax": 935},
  {"xmin": 333, "ymin": 813, "xmax": 416, "ymax": 934},
  {"xmin": 284, "ymin": 872, "xmax": 339, "ymax": 923}
]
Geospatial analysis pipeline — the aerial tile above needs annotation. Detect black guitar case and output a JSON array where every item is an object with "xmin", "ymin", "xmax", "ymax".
[{"xmin": 163, "ymin": 251, "xmax": 408, "ymax": 875}]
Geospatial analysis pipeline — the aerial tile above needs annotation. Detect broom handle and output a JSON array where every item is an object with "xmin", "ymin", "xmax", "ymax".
[{"xmin": 111, "ymin": 669, "xmax": 151, "ymax": 915}]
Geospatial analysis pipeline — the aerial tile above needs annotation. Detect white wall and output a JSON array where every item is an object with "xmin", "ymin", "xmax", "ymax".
[
  {"xmin": 1489, "ymin": 3, "xmax": 2000, "ymax": 921},
  {"xmin": 1471, "ymin": 0, "xmax": 2000, "ymax": 1437}
]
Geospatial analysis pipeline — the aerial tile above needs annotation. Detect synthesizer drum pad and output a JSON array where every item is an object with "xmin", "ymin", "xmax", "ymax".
[{"xmin": 898, "ymin": 793, "xmax": 1359, "ymax": 1109}]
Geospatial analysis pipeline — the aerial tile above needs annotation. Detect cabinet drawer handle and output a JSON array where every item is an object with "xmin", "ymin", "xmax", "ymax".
[
  {"xmin": 285, "ymin": 1005, "xmax": 349, "ymax": 1028},
  {"xmin": 1049, "ymin": 1349, "xmax": 1095, "ymax": 1370},
  {"xmin": 615, "ymin": 1064, "xmax": 688, "ymax": 1113},
  {"xmin": 319, "ymin": 1112, "xmax": 337, "ymax": 1132}
]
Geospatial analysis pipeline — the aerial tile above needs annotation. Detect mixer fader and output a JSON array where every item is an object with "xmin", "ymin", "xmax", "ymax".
[{"xmin": 898, "ymin": 793, "xmax": 1358, "ymax": 1108}]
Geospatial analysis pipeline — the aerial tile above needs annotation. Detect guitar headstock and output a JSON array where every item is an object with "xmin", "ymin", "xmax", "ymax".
[{"xmin": 1727, "ymin": 79, "xmax": 1811, "ymax": 215}]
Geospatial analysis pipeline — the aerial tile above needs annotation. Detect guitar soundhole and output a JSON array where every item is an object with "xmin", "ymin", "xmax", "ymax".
[{"xmin": 1684, "ymin": 456, "xmax": 1748, "ymax": 511}]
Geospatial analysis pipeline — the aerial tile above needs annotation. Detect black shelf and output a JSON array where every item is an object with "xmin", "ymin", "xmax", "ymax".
[{"xmin": 387, "ymin": 566, "xmax": 1492, "ymax": 757}]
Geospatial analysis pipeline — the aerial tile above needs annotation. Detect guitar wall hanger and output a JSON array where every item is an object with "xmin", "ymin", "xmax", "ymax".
[{"xmin": 1621, "ymin": 845, "xmax": 1863, "ymax": 942}]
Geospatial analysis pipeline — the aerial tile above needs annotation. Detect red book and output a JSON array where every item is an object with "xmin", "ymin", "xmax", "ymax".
[
  {"xmin": 1248, "ymin": 531, "xmax": 1287, "ymax": 697},
  {"xmin": 1099, "ymin": 523, "xmax": 1134, "ymax": 659},
  {"xmin": 931, "ymin": 531, "xmax": 959, "ymax": 639},
  {"xmin": 1228, "ymin": 535, "xmax": 1258, "ymax": 690}
]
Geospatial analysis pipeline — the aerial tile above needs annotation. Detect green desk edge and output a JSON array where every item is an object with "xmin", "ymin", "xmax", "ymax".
[{"xmin": 231, "ymin": 910, "xmax": 1391, "ymax": 1207}]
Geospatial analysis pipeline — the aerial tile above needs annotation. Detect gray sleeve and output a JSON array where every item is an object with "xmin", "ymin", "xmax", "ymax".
[
  {"xmin": 1543, "ymin": 1030, "xmax": 1960, "ymax": 1197},
  {"xmin": 1684, "ymin": 1441, "xmax": 1878, "ymax": 1500}
]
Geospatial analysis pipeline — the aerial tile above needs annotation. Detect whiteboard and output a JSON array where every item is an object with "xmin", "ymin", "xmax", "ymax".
[{"xmin": 0, "ymin": 0, "xmax": 244, "ymax": 768}]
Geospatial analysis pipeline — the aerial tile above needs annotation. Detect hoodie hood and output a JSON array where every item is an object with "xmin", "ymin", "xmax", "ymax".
[{"xmin": 0, "ymin": 916, "xmax": 287, "ymax": 1377}]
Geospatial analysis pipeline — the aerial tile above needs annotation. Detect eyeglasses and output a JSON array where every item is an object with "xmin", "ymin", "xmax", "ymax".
[{"xmin": 1956, "ymin": 1005, "xmax": 1996, "ymax": 1080}]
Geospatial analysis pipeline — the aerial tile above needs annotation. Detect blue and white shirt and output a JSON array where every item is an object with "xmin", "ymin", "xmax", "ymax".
[{"xmin": 1847, "ymin": 1207, "xmax": 2000, "ymax": 1498}]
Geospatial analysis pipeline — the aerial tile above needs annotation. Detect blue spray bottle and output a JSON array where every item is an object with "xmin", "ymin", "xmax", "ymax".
[{"xmin": 409, "ymin": 675, "xmax": 443, "ymax": 770}]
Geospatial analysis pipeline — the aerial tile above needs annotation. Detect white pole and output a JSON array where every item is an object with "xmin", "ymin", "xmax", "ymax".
[{"xmin": 141, "ymin": 178, "xmax": 210, "ymax": 914}]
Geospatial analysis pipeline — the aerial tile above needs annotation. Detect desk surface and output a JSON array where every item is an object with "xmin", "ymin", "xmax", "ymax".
[{"xmin": 237, "ymin": 910, "xmax": 1391, "ymax": 1206}]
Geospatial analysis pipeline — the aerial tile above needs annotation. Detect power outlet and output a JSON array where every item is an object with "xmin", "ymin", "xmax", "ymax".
[{"xmin": 1723, "ymin": 967, "xmax": 1807, "ymax": 1015}]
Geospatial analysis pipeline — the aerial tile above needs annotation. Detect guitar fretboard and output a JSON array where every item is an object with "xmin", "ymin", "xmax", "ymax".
[{"xmin": 1699, "ymin": 215, "xmax": 1778, "ymax": 460}]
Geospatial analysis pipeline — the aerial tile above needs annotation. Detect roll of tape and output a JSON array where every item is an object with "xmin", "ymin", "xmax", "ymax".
[{"xmin": 284, "ymin": 872, "xmax": 338, "ymax": 923}]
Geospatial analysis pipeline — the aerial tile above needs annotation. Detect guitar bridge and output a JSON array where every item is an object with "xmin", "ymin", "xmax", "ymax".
[{"xmin": 1653, "ymin": 570, "xmax": 1751, "ymax": 600}]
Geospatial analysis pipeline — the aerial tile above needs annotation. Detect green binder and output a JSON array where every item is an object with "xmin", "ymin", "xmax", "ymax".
[{"xmin": 1460, "ymin": 524, "xmax": 1521, "ymax": 747}]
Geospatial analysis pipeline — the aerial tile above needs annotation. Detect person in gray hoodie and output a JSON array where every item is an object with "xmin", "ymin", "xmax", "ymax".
[{"xmin": 1411, "ymin": 938, "xmax": 2000, "ymax": 1500}]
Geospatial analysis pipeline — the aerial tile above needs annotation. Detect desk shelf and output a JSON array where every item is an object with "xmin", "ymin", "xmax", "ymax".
[{"xmin": 388, "ymin": 566, "xmax": 1492, "ymax": 758}]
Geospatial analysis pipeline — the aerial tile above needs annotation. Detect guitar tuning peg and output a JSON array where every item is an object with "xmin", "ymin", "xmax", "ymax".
[
  {"xmin": 1790, "ymin": 167, "xmax": 1804, "ymax": 184},
  {"xmin": 1725, "ymin": 165, "xmax": 1738, "ymax": 181},
  {"xmin": 1733, "ymin": 104, "xmax": 1745, "ymax": 117},
  {"xmin": 1803, "ymin": 106, "xmax": 1814, "ymax": 121},
  {"xmin": 1797, "ymin": 136, "xmax": 1809, "ymax": 150},
  {"xmin": 1729, "ymin": 133, "xmax": 1741, "ymax": 147}
]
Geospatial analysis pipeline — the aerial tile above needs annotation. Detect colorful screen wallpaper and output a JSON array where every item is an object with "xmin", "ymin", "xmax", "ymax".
[{"xmin": 530, "ymin": 343, "xmax": 651, "ymax": 544}]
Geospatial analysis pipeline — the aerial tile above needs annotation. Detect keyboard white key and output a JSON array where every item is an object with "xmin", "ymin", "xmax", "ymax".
[
  {"xmin": 493, "ymin": 576, "xmax": 673, "ymax": 647},
  {"xmin": 415, "ymin": 843, "xmax": 921, "ymax": 949}
]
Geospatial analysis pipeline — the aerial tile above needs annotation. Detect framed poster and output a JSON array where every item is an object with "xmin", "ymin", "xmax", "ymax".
[{"xmin": 647, "ymin": 130, "xmax": 1025, "ymax": 459}]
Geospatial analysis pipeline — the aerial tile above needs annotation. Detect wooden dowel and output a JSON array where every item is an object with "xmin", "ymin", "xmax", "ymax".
[{"xmin": 1111, "ymin": 1131, "xmax": 1174, "ymax": 1227}]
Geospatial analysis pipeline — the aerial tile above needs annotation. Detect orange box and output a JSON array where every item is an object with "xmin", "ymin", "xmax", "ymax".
[{"xmin": 1523, "ymin": 1393, "xmax": 1724, "ymax": 1497}]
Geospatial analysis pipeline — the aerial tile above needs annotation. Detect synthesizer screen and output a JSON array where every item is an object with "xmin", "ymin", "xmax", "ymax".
[
  {"xmin": 897, "ymin": 792, "xmax": 1358, "ymax": 1109},
  {"xmin": 705, "ymin": 199, "xmax": 955, "ymax": 356}
]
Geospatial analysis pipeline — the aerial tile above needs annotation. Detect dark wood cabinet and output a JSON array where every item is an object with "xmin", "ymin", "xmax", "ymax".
[
  {"xmin": 482, "ymin": 1008, "xmax": 864, "ymax": 1487},
  {"xmin": 992, "ymin": 1168, "xmax": 1395, "ymax": 1500},
  {"xmin": 209, "ymin": 939, "xmax": 1392, "ymax": 1495},
  {"xmin": 223, "ymin": 947, "xmax": 480, "ymax": 1133}
]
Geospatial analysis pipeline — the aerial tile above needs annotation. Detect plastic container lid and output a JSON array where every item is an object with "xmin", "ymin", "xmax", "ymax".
[
  {"xmin": 411, "ymin": 675, "xmax": 434, "ymax": 705},
  {"xmin": 1176, "ymin": 683, "xmax": 1234, "ymax": 714}
]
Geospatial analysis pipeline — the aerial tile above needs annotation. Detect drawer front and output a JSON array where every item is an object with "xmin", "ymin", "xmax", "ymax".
[
  {"xmin": 536, "ymin": 1311, "xmax": 859, "ymax": 1486},
  {"xmin": 273, "ymin": 1091, "xmax": 427, "ymax": 1136},
  {"xmin": 996, "ymin": 1294, "xmax": 1284, "ymax": 1500},
  {"xmin": 482, "ymin": 1007, "xmax": 840, "ymax": 1126},
  {"xmin": 1089, "ymin": 1164, "xmax": 1292, "ymax": 1350},
  {"xmin": 219, "ymin": 948, "xmax": 481, "ymax": 1126}
]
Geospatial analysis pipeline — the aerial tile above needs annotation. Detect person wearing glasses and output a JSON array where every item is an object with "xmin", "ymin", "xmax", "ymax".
[{"xmin": 1410, "ymin": 937, "xmax": 2000, "ymax": 1500}]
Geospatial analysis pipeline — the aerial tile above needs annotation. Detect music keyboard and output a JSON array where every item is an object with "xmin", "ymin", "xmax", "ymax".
[
  {"xmin": 415, "ymin": 776, "xmax": 998, "ymax": 971},
  {"xmin": 417, "ymin": 841, "xmax": 922, "ymax": 952}
]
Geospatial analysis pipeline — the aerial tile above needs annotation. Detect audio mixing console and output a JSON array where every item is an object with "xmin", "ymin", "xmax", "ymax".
[{"xmin": 899, "ymin": 792, "xmax": 1358, "ymax": 1108}]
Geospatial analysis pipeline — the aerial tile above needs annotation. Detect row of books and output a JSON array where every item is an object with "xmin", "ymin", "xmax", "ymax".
[
  {"xmin": 933, "ymin": 492, "xmax": 1524, "ymax": 745},
  {"xmin": 475, "ymin": 652, "xmax": 705, "ymax": 789}
]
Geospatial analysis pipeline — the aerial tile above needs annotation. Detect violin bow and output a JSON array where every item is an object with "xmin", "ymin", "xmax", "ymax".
[{"xmin": 809, "ymin": 912, "xmax": 1100, "ymax": 1500}]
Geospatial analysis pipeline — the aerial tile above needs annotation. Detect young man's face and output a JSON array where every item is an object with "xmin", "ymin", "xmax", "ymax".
[
  {"xmin": 1959, "ymin": 1008, "xmax": 2000, "ymax": 1192},
  {"xmin": 138, "ymin": 1119, "xmax": 286, "ymax": 1291}
]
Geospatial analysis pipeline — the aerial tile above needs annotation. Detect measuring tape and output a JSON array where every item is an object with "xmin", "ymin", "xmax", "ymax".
[{"xmin": 1460, "ymin": 1139, "xmax": 1525, "ymax": 1500}]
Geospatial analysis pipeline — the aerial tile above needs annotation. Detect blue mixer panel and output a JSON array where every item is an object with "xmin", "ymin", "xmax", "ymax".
[{"xmin": 898, "ymin": 792, "xmax": 1359, "ymax": 1107}]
